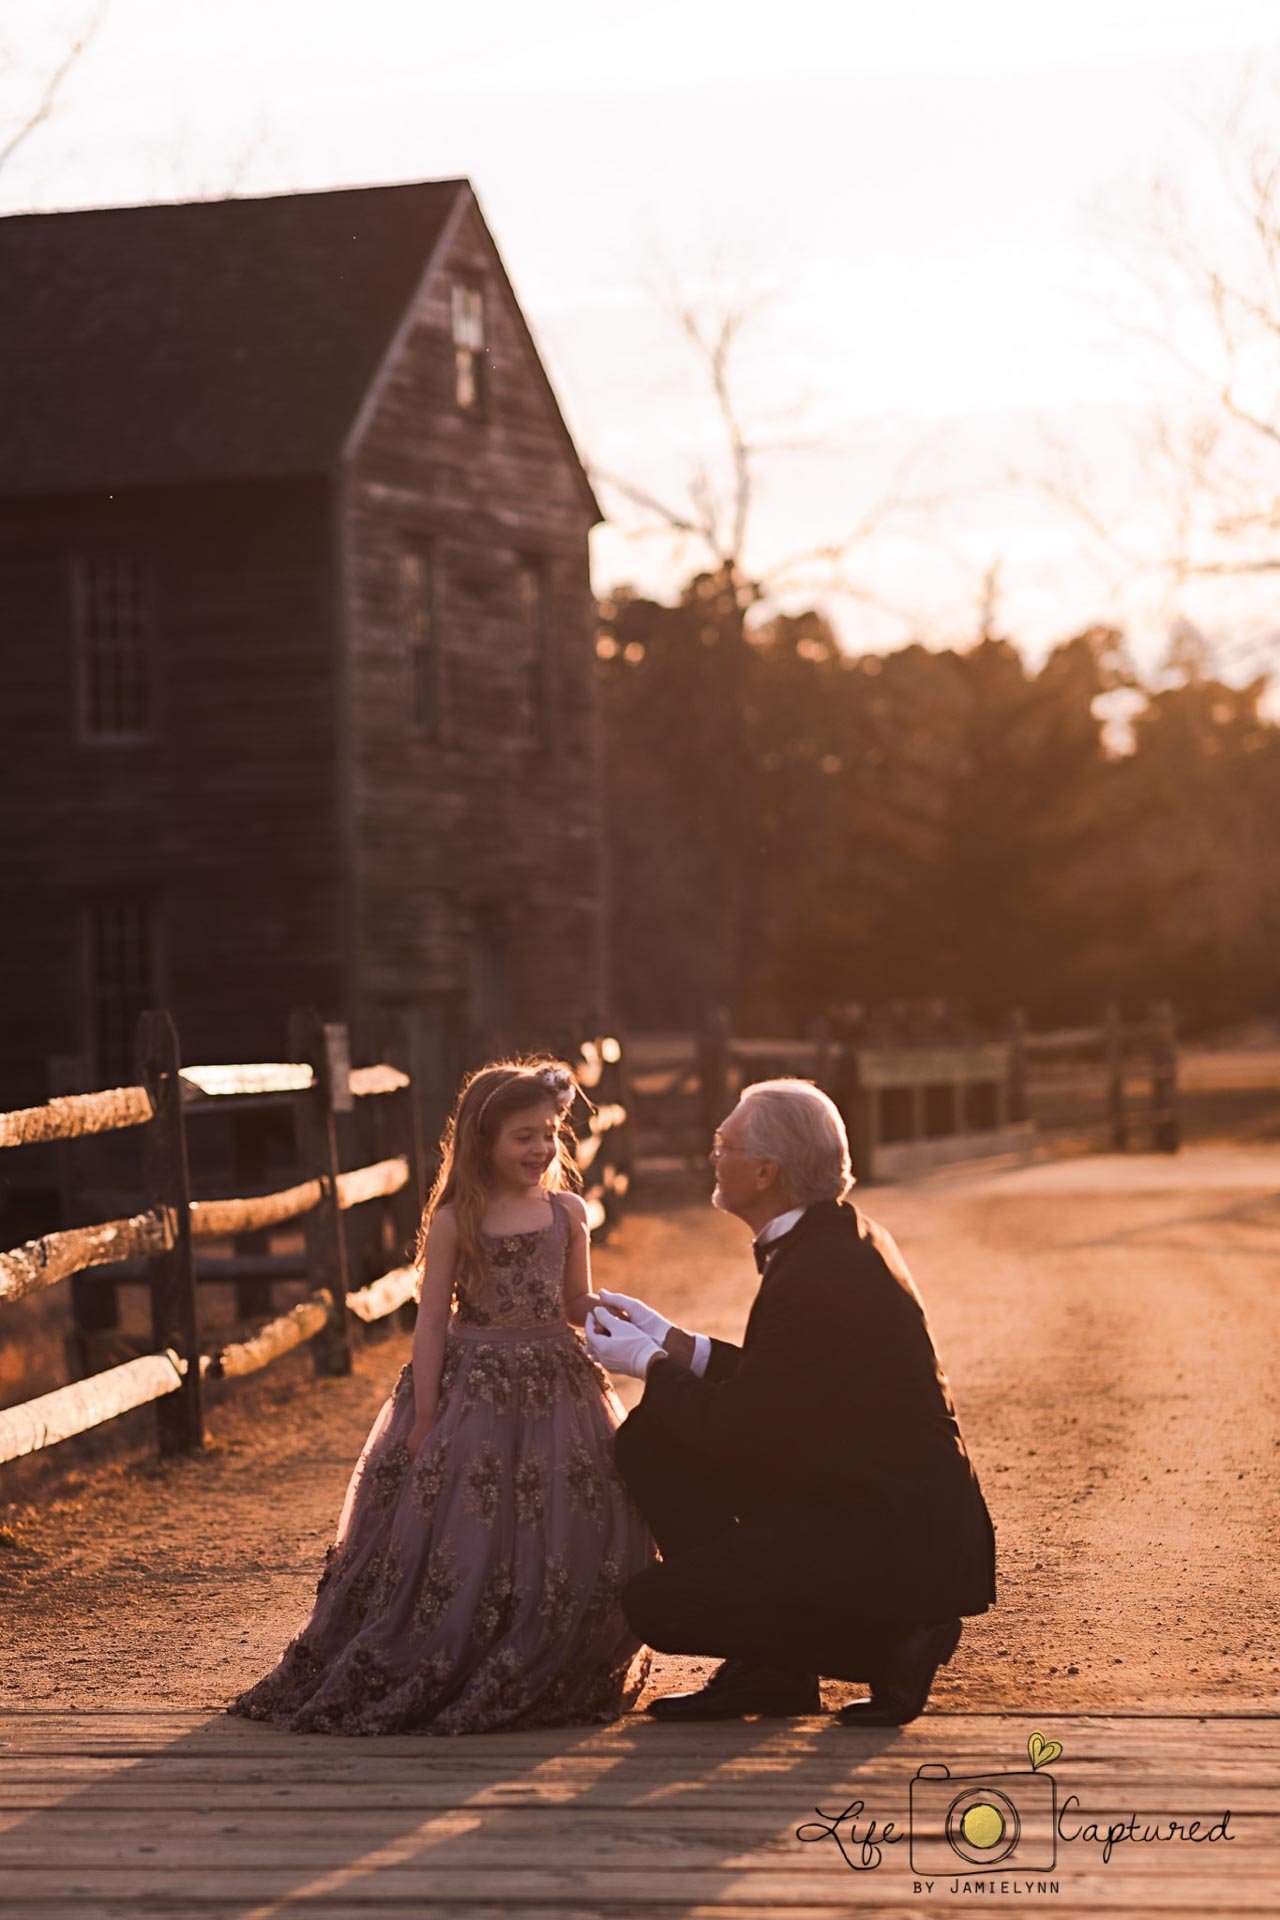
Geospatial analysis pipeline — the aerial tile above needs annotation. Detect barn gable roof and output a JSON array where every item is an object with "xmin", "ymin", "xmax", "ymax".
[{"xmin": 0, "ymin": 178, "xmax": 600, "ymax": 514}]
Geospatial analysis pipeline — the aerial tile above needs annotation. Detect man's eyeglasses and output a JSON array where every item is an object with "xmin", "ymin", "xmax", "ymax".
[{"xmin": 710, "ymin": 1132, "xmax": 754, "ymax": 1160}]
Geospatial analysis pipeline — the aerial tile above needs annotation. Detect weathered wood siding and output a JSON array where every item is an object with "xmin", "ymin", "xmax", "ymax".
[
  {"xmin": 343, "ymin": 193, "xmax": 606, "ymax": 1080},
  {"xmin": 0, "ymin": 478, "xmax": 345, "ymax": 1111}
]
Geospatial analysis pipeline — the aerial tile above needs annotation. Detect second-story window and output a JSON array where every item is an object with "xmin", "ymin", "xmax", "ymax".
[
  {"xmin": 399, "ymin": 545, "xmax": 444, "ymax": 740},
  {"xmin": 452, "ymin": 283, "xmax": 487, "ymax": 413},
  {"xmin": 72, "ymin": 552, "xmax": 153, "ymax": 742},
  {"xmin": 517, "ymin": 558, "xmax": 556, "ymax": 745}
]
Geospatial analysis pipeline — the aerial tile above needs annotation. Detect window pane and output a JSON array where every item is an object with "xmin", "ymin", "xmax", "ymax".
[
  {"xmin": 86, "ymin": 897, "xmax": 157, "ymax": 1084},
  {"xmin": 74, "ymin": 554, "xmax": 151, "ymax": 739},
  {"xmin": 452, "ymin": 283, "xmax": 485, "ymax": 348},
  {"xmin": 518, "ymin": 559, "xmax": 555, "ymax": 742},
  {"xmin": 399, "ymin": 546, "xmax": 442, "ymax": 737}
]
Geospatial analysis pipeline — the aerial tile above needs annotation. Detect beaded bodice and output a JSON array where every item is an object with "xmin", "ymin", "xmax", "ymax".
[{"xmin": 453, "ymin": 1193, "xmax": 571, "ymax": 1330}]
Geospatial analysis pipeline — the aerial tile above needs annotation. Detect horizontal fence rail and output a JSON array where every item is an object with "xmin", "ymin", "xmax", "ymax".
[
  {"xmin": 0, "ymin": 1011, "xmax": 632, "ymax": 1466},
  {"xmin": 0, "ymin": 1209, "xmax": 172, "ymax": 1306},
  {"xmin": 0, "ymin": 1085, "xmax": 155, "ymax": 1150},
  {"xmin": 630, "ymin": 1002, "xmax": 1180, "ymax": 1181}
]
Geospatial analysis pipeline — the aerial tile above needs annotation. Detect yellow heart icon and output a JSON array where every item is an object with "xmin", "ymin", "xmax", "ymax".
[{"xmin": 1028, "ymin": 1731, "xmax": 1063, "ymax": 1771}]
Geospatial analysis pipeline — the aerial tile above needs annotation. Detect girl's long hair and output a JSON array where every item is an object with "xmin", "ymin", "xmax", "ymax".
[{"xmin": 414, "ymin": 1055, "xmax": 585, "ymax": 1291}]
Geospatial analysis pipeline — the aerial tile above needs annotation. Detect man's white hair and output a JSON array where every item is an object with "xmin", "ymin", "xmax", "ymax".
[{"xmin": 736, "ymin": 1077, "xmax": 853, "ymax": 1206}]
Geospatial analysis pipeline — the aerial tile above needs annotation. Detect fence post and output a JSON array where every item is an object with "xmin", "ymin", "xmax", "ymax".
[
  {"xmin": 808, "ymin": 1013, "xmax": 834, "ymax": 1093},
  {"xmin": 1104, "ymin": 1002, "xmax": 1128, "ymax": 1151},
  {"xmin": 136, "ymin": 1010, "xmax": 204, "ymax": 1454},
  {"xmin": 49, "ymin": 1050, "xmax": 117, "ymax": 1379},
  {"xmin": 697, "ymin": 1006, "xmax": 732, "ymax": 1146},
  {"xmin": 1006, "ymin": 1008, "xmax": 1029, "ymax": 1125},
  {"xmin": 1149, "ymin": 999, "xmax": 1180, "ymax": 1153},
  {"xmin": 843, "ymin": 1050, "xmax": 877, "ymax": 1187},
  {"xmin": 289, "ymin": 1008, "xmax": 353, "ymax": 1377},
  {"xmin": 383, "ymin": 1014, "xmax": 426, "ymax": 1335},
  {"xmin": 607, "ymin": 1028, "xmax": 635, "ymax": 1199}
]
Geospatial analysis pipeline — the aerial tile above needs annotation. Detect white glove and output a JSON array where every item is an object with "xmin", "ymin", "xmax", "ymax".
[
  {"xmin": 595, "ymin": 1288, "xmax": 672, "ymax": 1343},
  {"xmin": 585, "ymin": 1304, "xmax": 665, "ymax": 1379},
  {"xmin": 596, "ymin": 1288, "xmax": 713, "ymax": 1378}
]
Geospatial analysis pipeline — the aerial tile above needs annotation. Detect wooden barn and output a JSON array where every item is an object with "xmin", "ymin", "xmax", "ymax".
[{"xmin": 0, "ymin": 178, "xmax": 608, "ymax": 1137}]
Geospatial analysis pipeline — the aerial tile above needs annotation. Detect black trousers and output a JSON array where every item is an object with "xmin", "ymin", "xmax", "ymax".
[{"xmin": 614, "ymin": 1404, "xmax": 905, "ymax": 1684}]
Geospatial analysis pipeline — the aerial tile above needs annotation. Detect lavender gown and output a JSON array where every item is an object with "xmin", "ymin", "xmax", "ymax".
[{"xmin": 228, "ymin": 1191, "xmax": 655, "ymax": 1734}]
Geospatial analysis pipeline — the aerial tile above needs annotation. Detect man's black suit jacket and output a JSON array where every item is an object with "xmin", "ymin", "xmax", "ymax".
[{"xmin": 636, "ymin": 1196, "xmax": 996, "ymax": 1626}]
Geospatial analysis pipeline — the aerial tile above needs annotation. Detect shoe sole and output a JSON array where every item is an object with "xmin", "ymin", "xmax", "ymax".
[{"xmin": 836, "ymin": 1620, "xmax": 963, "ymax": 1728}]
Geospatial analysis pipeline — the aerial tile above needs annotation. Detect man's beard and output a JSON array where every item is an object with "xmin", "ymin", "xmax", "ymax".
[{"xmin": 710, "ymin": 1181, "xmax": 727, "ymax": 1212}]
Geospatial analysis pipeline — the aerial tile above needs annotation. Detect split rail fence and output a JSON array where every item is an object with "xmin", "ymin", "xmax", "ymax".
[
  {"xmin": 0, "ymin": 1012, "xmax": 631, "ymax": 1467},
  {"xmin": 630, "ymin": 1002, "xmax": 1180, "ymax": 1181}
]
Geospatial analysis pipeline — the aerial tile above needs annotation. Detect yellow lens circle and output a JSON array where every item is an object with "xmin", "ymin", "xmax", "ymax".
[{"xmin": 960, "ymin": 1802, "xmax": 1006, "ymax": 1850}]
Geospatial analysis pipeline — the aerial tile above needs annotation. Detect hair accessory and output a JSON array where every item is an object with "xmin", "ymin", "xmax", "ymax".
[
  {"xmin": 473, "ymin": 1063, "xmax": 575, "ymax": 1127},
  {"xmin": 534, "ymin": 1065, "xmax": 576, "ymax": 1111}
]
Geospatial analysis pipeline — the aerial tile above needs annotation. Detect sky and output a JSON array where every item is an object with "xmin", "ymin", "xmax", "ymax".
[{"xmin": 4, "ymin": 0, "xmax": 1280, "ymax": 682}]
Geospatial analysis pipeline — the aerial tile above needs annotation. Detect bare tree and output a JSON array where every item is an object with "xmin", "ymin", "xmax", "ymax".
[
  {"xmin": 1018, "ymin": 76, "xmax": 1280, "ymax": 685},
  {"xmin": 0, "ymin": 4, "xmax": 104, "ymax": 176},
  {"xmin": 588, "ymin": 281, "xmax": 965, "ymax": 1012},
  {"xmin": 590, "ymin": 285, "xmax": 955, "ymax": 640}
]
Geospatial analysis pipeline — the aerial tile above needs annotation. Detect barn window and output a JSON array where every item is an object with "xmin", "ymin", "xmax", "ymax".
[
  {"xmin": 399, "ymin": 546, "xmax": 445, "ymax": 739},
  {"xmin": 84, "ymin": 896, "xmax": 158, "ymax": 1085},
  {"xmin": 72, "ymin": 553, "xmax": 153, "ymax": 741},
  {"xmin": 452, "ymin": 283, "xmax": 487, "ymax": 413},
  {"xmin": 517, "ymin": 558, "xmax": 556, "ymax": 744}
]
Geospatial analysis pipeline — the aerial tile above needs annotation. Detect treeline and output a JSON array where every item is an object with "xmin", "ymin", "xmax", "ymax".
[{"xmin": 596, "ymin": 571, "xmax": 1279, "ymax": 1037}]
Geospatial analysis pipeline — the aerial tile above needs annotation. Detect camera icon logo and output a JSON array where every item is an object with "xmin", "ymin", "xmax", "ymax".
[{"xmin": 909, "ymin": 1761, "xmax": 1057, "ymax": 1874}]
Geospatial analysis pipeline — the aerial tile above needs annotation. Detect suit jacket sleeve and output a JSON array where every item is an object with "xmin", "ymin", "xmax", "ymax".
[
  {"xmin": 643, "ymin": 1268, "xmax": 825, "ymax": 1469},
  {"xmin": 704, "ymin": 1335, "xmax": 741, "ymax": 1383}
]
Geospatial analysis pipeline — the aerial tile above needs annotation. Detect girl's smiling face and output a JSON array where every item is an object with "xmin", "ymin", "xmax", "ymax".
[{"xmin": 488, "ymin": 1098, "xmax": 561, "ymax": 1191}]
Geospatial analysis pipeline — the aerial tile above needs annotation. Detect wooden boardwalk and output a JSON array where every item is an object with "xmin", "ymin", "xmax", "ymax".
[{"xmin": 0, "ymin": 1707, "xmax": 1274, "ymax": 1916}]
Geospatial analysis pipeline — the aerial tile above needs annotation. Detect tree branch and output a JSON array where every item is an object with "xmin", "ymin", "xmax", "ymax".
[{"xmin": 0, "ymin": 4, "xmax": 105, "ymax": 174}]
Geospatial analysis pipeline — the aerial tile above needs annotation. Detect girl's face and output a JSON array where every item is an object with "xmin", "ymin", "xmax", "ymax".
[{"xmin": 488, "ymin": 1098, "xmax": 560, "ymax": 1192}]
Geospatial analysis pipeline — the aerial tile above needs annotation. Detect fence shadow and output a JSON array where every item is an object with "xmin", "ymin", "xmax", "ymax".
[{"xmin": 0, "ymin": 1704, "xmax": 909, "ymax": 1915}]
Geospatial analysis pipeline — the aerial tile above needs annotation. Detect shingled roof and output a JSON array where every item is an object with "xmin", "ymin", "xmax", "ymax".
[{"xmin": 0, "ymin": 179, "xmax": 473, "ymax": 496}]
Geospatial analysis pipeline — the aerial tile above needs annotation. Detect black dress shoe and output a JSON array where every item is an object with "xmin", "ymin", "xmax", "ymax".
[
  {"xmin": 647, "ymin": 1658, "xmax": 821, "ymax": 1721},
  {"xmin": 836, "ymin": 1619, "xmax": 962, "ymax": 1727}
]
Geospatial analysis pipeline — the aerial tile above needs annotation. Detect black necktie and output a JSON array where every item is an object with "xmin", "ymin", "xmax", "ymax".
[{"xmin": 752, "ymin": 1237, "xmax": 772, "ymax": 1276}]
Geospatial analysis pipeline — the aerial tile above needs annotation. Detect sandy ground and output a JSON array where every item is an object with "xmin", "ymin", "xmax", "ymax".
[{"xmin": 1, "ymin": 1144, "xmax": 1278, "ymax": 1719}]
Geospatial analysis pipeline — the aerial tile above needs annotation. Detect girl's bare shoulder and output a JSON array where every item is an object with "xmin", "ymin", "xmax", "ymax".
[
  {"xmin": 556, "ymin": 1189, "xmax": 590, "ymax": 1226},
  {"xmin": 427, "ymin": 1203, "xmax": 459, "ymax": 1239}
]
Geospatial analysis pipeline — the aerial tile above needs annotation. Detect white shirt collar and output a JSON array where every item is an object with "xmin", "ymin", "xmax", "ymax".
[{"xmin": 754, "ymin": 1205, "xmax": 807, "ymax": 1251}]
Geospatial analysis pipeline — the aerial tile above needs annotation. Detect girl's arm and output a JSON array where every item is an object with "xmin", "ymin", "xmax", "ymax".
[
  {"xmin": 560, "ymin": 1190, "xmax": 603, "ymax": 1327},
  {"xmin": 407, "ymin": 1207, "xmax": 458, "ymax": 1450}
]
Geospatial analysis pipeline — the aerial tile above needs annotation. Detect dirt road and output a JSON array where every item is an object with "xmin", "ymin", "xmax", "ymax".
[{"xmin": 2, "ymin": 1145, "xmax": 1278, "ymax": 1717}]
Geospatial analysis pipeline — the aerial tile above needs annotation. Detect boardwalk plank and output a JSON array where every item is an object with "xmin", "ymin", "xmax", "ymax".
[{"xmin": 0, "ymin": 1712, "xmax": 1270, "ymax": 1914}]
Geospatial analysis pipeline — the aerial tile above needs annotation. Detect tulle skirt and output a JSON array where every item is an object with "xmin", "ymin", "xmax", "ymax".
[{"xmin": 228, "ymin": 1321, "xmax": 656, "ymax": 1734}]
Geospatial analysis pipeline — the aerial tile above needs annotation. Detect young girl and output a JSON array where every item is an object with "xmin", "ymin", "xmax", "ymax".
[{"xmin": 228, "ymin": 1056, "xmax": 656, "ymax": 1735}]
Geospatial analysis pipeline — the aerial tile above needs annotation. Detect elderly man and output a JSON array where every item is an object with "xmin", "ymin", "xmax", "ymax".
[{"xmin": 585, "ymin": 1077, "xmax": 996, "ymax": 1723}]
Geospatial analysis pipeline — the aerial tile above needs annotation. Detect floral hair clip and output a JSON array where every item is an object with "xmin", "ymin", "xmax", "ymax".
[{"xmin": 534, "ymin": 1065, "xmax": 576, "ymax": 1111}]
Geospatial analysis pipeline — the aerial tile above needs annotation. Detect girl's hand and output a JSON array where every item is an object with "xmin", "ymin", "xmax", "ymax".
[
  {"xmin": 578, "ymin": 1292, "xmax": 631, "ymax": 1322},
  {"xmin": 407, "ymin": 1412, "xmax": 436, "ymax": 1455}
]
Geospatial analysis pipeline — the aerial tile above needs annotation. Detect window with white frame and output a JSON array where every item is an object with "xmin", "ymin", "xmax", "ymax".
[
  {"xmin": 452, "ymin": 283, "xmax": 487, "ymax": 413},
  {"xmin": 398, "ymin": 545, "xmax": 444, "ymax": 739},
  {"xmin": 84, "ymin": 896, "xmax": 158, "ymax": 1085},
  {"xmin": 517, "ymin": 558, "xmax": 555, "ymax": 744},
  {"xmin": 72, "ymin": 553, "xmax": 153, "ymax": 741}
]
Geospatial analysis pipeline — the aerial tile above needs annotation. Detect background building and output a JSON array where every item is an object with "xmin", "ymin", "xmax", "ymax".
[{"xmin": 0, "ymin": 178, "xmax": 607, "ymax": 1149}]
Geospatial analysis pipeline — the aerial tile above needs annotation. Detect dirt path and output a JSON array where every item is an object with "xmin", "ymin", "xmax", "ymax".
[{"xmin": 2, "ymin": 1145, "xmax": 1278, "ymax": 1717}]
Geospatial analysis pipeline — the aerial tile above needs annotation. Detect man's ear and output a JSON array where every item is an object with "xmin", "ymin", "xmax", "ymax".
[{"xmin": 755, "ymin": 1158, "xmax": 781, "ymax": 1192}]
